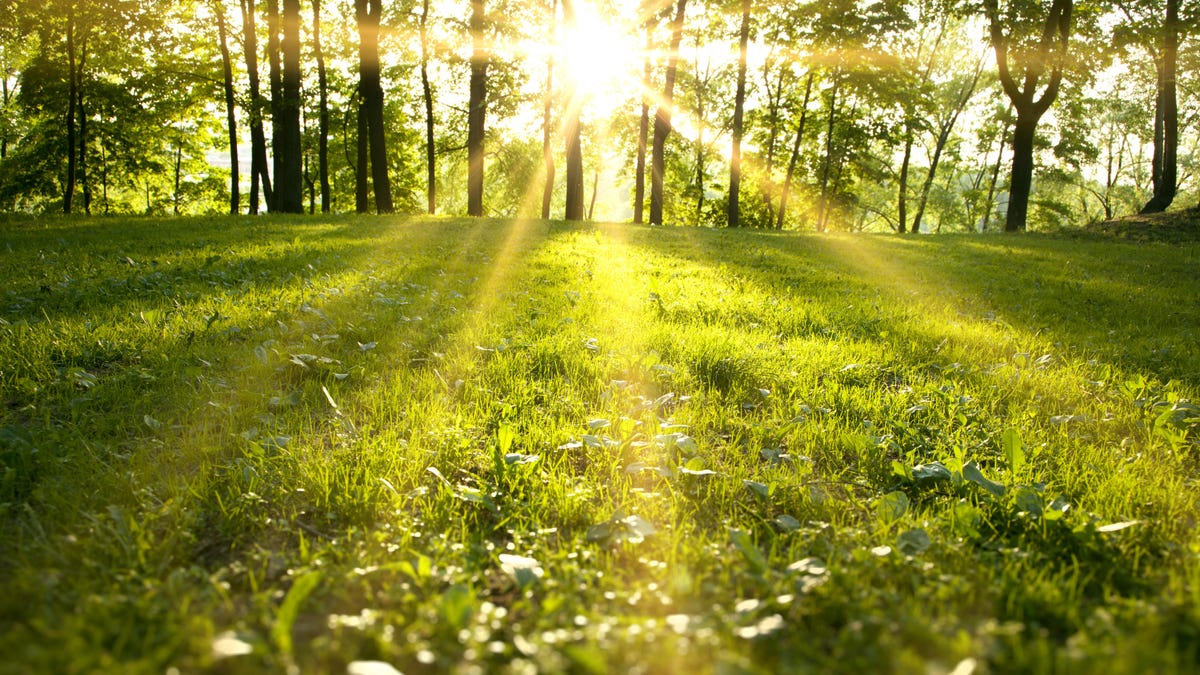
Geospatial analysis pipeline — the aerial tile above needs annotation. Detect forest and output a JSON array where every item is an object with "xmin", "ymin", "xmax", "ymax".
[{"xmin": 0, "ymin": 0, "xmax": 1196, "ymax": 232}]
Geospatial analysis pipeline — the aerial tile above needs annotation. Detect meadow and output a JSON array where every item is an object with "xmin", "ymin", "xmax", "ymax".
[{"xmin": 1, "ymin": 215, "xmax": 1199, "ymax": 673}]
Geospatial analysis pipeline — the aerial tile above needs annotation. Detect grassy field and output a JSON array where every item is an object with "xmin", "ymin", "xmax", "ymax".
[{"xmin": 1, "ymin": 215, "xmax": 1199, "ymax": 674}]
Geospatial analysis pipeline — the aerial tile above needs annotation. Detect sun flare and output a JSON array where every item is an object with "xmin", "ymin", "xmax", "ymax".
[{"xmin": 558, "ymin": 1, "xmax": 640, "ymax": 109}]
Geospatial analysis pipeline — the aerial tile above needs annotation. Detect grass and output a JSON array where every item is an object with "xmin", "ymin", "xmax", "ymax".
[{"xmin": 1, "ymin": 214, "xmax": 1199, "ymax": 674}]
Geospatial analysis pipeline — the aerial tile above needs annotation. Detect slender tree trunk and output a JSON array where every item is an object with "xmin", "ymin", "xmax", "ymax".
[
  {"xmin": 897, "ymin": 122, "xmax": 914, "ymax": 233},
  {"xmin": 173, "ymin": 143, "xmax": 182, "ymax": 215},
  {"xmin": 466, "ymin": 0, "xmax": 487, "ymax": 217},
  {"xmin": 816, "ymin": 78, "xmax": 839, "ymax": 233},
  {"xmin": 694, "ymin": 64, "xmax": 705, "ymax": 224},
  {"xmin": 420, "ymin": 0, "xmax": 436, "ymax": 214},
  {"xmin": 241, "ymin": 0, "xmax": 271, "ymax": 213},
  {"xmin": 278, "ymin": 0, "xmax": 303, "ymax": 212},
  {"xmin": 541, "ymin": 0, "xmax": 557, "ymax": 220},
  {"xmin": 355, "ymin": 100, "xmax": 369, "ymax": 212},
  {"xmin": 313, "ymin": 0, "xmax": 331, "ymax": 213},
  {"xmin": 65, "ymin": 11, "xmax": 76, "ymax": 214},
  {"xmin": 357, "ymin": 0, "xmax": 394, "ymax": 213},
  {"xmin": 777, "ymin": 71, "xmax": 813, "ymax": 230},
  {"xmin": 633, "ymin": 27, "xmax": 651, "ymax": 224},
  {"xmin": 100, "ymin": 143, "xmax": 109, "ymax": 214},
  {"xmin": 1141, "ymin": 0, "xmax": 1178, "ymax": 214},
  {"xmin": 217, "ymin": 5, "xmax": 240, "ymax": 215},
  {"xmin": 982, "ymin": 117, "xmax": 1008, "ymax": 232},
  {"xmin": 562, "ymin": 0, "xmax": 584, "ymax": 220},
  {"xmin": 587, "ymin": 166, "xmax": 598, "ymax": 220},
  {"xmin": 726, "ymin": 0, "xmax": 750, "ymax": 228},
  {"xmin": 77, "ymin": 35, "xmax": 90, "ymax": 215},
  {"xmin": 649, "ymin": 0, "xmax": 688, "ymax": 226},
  {"xmin": 266, "ymin": 0, "xmax": 284, "ymax": 212}
]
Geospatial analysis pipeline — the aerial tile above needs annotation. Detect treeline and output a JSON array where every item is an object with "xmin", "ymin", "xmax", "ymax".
[{"xmin": 0, "ymin": 0, "xmax": 1195, "ymax": 231}]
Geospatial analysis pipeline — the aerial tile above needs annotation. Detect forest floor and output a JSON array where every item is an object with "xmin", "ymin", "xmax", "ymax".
[
  {"xmin": 1, "ymin": 215, "xmax": 1199, "ymax": 674},
  {"xmin": 1087, "ymin": 205, "xmax": 1200, "ymax": 243}
]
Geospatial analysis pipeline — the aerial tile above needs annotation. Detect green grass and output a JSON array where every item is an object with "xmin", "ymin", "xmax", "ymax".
[{"xmin": 2, "ymin": 215, "xmax": 1199, "ymax": 673}]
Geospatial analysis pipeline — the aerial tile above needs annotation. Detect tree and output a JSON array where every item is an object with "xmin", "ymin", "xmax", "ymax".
[
  {"xmin": 313, "ymin": 0, "xmax": 331, "ymax": 213},
  {"xmin": 356, "ymin": 0, "xmax": 394, "ymax": 213},
  {"xmin": 540, "ymin": 0, "xmax": 556, "ymax": 220},
  {"xmin": 777, "ymin": 71, "xmax": 814, "ymax": 229},
  {"xmin": 726, "ymin": 0, "xmax": 751, "ymax": 228},
  {"xmin": 467, "ymin": 0, "xmax": 486, "ymax": 216},
  {"xmin": 561, "ymin": 0, "xmax": 584, "ymax": 220},
  {"xmin": 1119, "ymin": 0, "xmax": 1181, "ymax": 213},
  {"xmin": 985, "ymin": 0, "xmax": 1074, "ymax": 232},
  {"xmin": 215, "ymin": 1, "xmax": 239, "ymax": 215},
  {"xmin": 277, "ymin": 0, "xmax": 304, "ymax": 213},
  {"xmin": 649, "ymin": 0, "xmax": 687, "ymax": 226},
  {"xmin": 419, "ymin": 0, "xmax": 436, "ymax": 214},
  {"xmin": 241, "ymin": 0, "xmax": 272, "ymax": 213}
]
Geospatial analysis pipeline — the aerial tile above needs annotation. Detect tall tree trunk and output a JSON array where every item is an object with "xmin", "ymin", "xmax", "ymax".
[
  {"xmin": 173, "ymin": 142, "xmax": 182, "ymax": 215},
  {"xmin": 633, "ymin": 27, "xmax": 651, "ymax": 224},
  {"xmin": 241, "ymin": 0, "xmax": 272, "ymax": 213},
  {"xmin": 587, "ymin": 166, "xmax": 598, "ymax": 220},
  {"xmin": 541, "ymin": 0, "xmax": 557, "ymax": 220},
  {"xmin": 986, "ymin": 0, "xmax": 1072, "ymax": 232},
  {"xmin": 420, "ymin": 0, "xmax": 436, "ymax": 214},
  {"xmin": 897, "ymin": 122, "xmax": 913, "ymax": 233},
  {"xmin": 562, "ymin": 0, "xmax": 584, "ymax": 220},
  {"xmin": 313, "ymin": 0, "xmax": 331, "ymax": 213},
  {"xmin": 65, "ymin": 11, "xmax": 76, "ymax": 214},
  {"xmin": 649, "ymin": 0, "xmax": 687, "ymax": 226},
  {"xmin": 466, "ymin": 0, "xmax": 486, "ymax": 217},
  {"xmin": 777, "ymin": 71, "xmax": 813, "ymax": 230},
  {"xmin": 355, "ymin": 101, "xmax": 369, "ymax": 212},
  {"xmin": 266, "ymin": 0, "xmax": 284, "ymax": 212},
  {"xmin": 982, "ymin": 116, "xmax": 1009, "ymax": 232},
  {"xmin": 816, "ymin": 77, "xmax": 838, "ymax": 233},
  {"xmin": 357, "ymin": 0, "xmax": 394, "ymax": 213},
  {"xmin": 1140, "ymin": 0, "xmax": 1178, "ymax": 214},
  {"xmin": 77, "ymin": 35, "xmax": 90, "ymax": 215},
  {"xmin": 726, "ymin": 0, "xmax": 750, "ymax": 228},
  {"xmin": 912, "ymin": 61, "xmax": 982, "ymax": 233},
  {"xmin": 694, "ymin": 61, "xmax": 705, "ymax": 224},
  {"xmin": 278, "ymin": 0, "xmax": 304, "ymax": 213},
  {"xmin": 217, "ymin": 4, "xmax": 240, "ymax": 215}
]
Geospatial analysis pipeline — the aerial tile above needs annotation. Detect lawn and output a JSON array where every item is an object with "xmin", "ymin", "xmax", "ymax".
[{"xmin": 1, "ymin": 215, "xmax": 1199, "ymax": 673}]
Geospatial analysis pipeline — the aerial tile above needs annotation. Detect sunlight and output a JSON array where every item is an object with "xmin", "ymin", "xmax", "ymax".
[{"xmin": 558, "ymin": 0, "xmax": 640, "ymax": 116}]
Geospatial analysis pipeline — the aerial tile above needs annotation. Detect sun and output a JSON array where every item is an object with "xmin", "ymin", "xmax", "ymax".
[{"xmin": 558, "ymin": 0, "xmax": 640, "ymax": 111}]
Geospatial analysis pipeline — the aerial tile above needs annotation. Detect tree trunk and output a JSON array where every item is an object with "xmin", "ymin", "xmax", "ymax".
[
  {"xmin": 816, "ymin": 78, "xmax": 838, "ymax": 233},
  {"xmin": 897, "ymin": 123, "xmax": 913, "ymax": 233},
  {"xmin": 562, "ymin": 0, "xmax": 584, "ymax": 221},
  {"xmin": 777, "ymin": 71, "xmax": 813, "ymax": 230},
  {"xmin": 77, "ymin": 35, "xmax": 90, "ymax": 215},
  {"xmin": 1004, "ymin": 112, "xmax": 1037, "ymax": 232},
  {"xmin": 541, "ymin": 0, "xmax": 557, "ymax": 220},
  {"xmin": 633, "ymin": 27, "xmax": 650, "ymax": 224},
  {"xmin": 278, "ymin": 0, "xmax": 303, "ymax": 213},
  {"xmin": 241, "ymin": 0, "xmax": 272, "ymax": 213},
  {"xmin": 726, "ymin": 0, "xmax": 750, "ymax": 228},
  {"xmin": 649, "ymin": 0, "xmax": 687, "ymax": 226},
  {"xmin": 173, "ymin": 143, "xmax": 182, "ymax": 216},
  {"xmin": 65, "ymin": 11, "xmax": 76, "ymax": 214},
  {"xmin": 466, "ymin": 0, "xmax": 486, "ymax": 217},
  {"xmin": 981, "ymin": 117, "xmax": 1008, "ymax": 232},
  {"xmin": 1140, "ymin": 0, "xmax": 1178, "ymax": 214},
  {"xmin": 314, "ymin": 0, "xmax": 331, "ymax": 213},
  {"xmin": 587, "ymin": 166, "xmax": 598, "ymax": 220},
  {"xmin": 420, "ymin": 0, "xmax": 436, "ymax": 214},
  {"xmin": 217, "ymin": 4, "xmax": 240, "ymax": 215},
  {"xmin": 266, "ymin": 0, "xmax": 284, "ymax": 212},
  {"xmin": 355, "ymin": 101, "xmax": 369, "ymax": 212},
  {"xmin": 357, "ymin": 0, "xmax": 394, "ymax": 213}
]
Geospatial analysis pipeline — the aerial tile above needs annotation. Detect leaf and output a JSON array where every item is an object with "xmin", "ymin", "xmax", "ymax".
[
  {"xmin": 272, "ymin": 570, "xmax": 323, "ymax": 659},
  {"xmin": 439, "ymin": 584, "xmax": 475, "ymax": 630},
  {"xmin": 1001, "ymin": 428, "xmax": 1024, "ymax": 475},
  {"xmin": 143, "ymin": 415, "xmax": 161, "ymax": 431},
  {"xmin": 503, "ymin": 453, "xmax": 540, "ymax": 466},
  {"xmin": 743, "ymin": 480, "xmax": 770, "ymax": 499},
  {"xmin": 962, "ymin": 462, "xmax": 1006, "ymax": 498},
  {"xmin": 1097, "ymin": 520, "xmax": 1141, "ymax": 533},
  {"xmin": 875, "ymin": 490, "xmax": 909, "ymax": 524},
  {"xmin": 773, "ymin": 514, "xmax": 802, "ymax": 532},
  {"xmin": 587, "ymin": 418, "xmax": 610, "ymax": 431},
  {"xmin": 1014, "ymin": 486, "xmax": 1043, "ymax": 516},
  {"xmin": 911, "ymin": 461, "xmax": 952, "ymax": 483},
  {"xmin": 896, "ymin": 529, "xmax": 931, "ymax": 555},
  {"xmin": 498, "ymin": 553, "xmax": 544, "ymax": 588},
  {"xmin": 729, "ymin": 528, "xmax": 768, "ymax": 575},
  {"xmin": 497, "ymin": 424, "xmax": 516, "ymax": 455},
  {"xmin": 427, "ymin": 466, "xmax": 452, "ymax": 490}
]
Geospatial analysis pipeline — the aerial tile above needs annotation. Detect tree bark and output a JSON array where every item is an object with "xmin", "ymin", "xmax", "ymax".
[
  {"xmin": 726, "ymin": 0, "xmax": 750, "ymax": 228},
  {"xmin": 420, "ymin": 0, "xmax": 436, "ymax": 214},
  {"xmin": 777, "ymin": 71, "xmax": 813, "ymax": 230},
  {"xmin": 357, "ymin": 0, "xmax": 394, "ymax": 213},
  {"xmin": 241, "ymin": 0, "xmax": 272, "ymax": 213},
  {"xmin": 355, "ymin": 98, "xmax": 369, "ymax": 213},
  {"xmin": 266, "ymin": 0, "xmax": 284, "ymax": 211},
  {"xmin": 649, "ymin": 0, "xmax": 687, "ymax": 226},
  {"xmin": 816, "ymin": 77, "xmax": 839, "ymax": 233},
  {"xmin": 541, "ymin": 0, "xmax": 557, "ymax": 220},
  {"xmin": 277, "ymin": 0, "xmax": 303, "ymax": 213},
  {"xmin": 65, "ymin": 11, "xmax": 76, "ymax": 214},
  {"xmin": 562, "ymin": 0, "xmax": 584, "ymax": 221},
  {"xmin": 986, "ymin": 0, "xmax": 1073, "ymax": 232},
  {"xmin": 633, "ymin": 27, "xmax": 651, "ymax": 224},
  {"xmin": 313, "ymin": 0, "xmax": 331, "ymax": 213},
  {"xmin": 217, "ymin": 4, "xmax": 240, "ymax": 215},
  {"xmin": 897, "ymin": 122, "xmax": 913, "ymax": 233},
  {"xmin": 467, "ymin": 0, "xmax": 486, "ymax": 217},
  {"xmin": 981, "ymin": 116, "xmax": 1008, "ymax": 232},
  {"xmin": 1140, "ymin": 0, "xmax": 1178, "ymax": 214},
  {"xmin": 77, "ymin": 34, "xmax": 90, "ymax": 215}
]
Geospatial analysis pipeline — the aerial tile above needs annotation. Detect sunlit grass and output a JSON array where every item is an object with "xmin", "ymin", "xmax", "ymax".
[{"xmin": 1, "ymin": 216, "xmax": 1199, "ymax": 673}]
